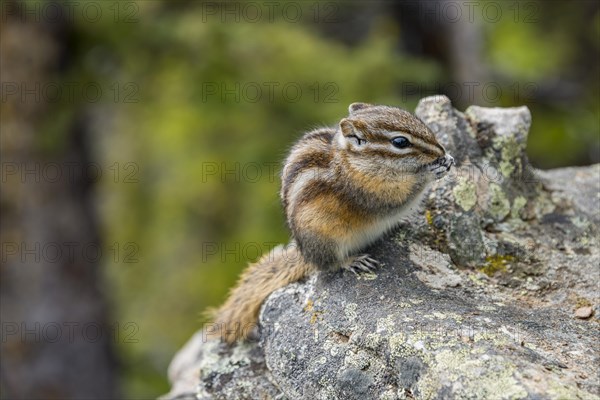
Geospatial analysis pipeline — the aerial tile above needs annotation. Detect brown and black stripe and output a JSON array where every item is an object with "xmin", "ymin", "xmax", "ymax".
[{"xmin": 281, "ymin": 127, "xmax": 335, "ymax": 214}]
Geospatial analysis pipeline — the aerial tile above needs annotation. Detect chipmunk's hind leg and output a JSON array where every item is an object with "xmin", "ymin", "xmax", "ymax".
[{"xmin": 343, "ymin": 254, "xmax": 381, "ymax": 275}]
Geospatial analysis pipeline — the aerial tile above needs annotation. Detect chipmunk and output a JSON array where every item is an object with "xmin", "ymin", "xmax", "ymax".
[{"xmin": 207, "ymin": 103, "xmax": 454, "ymax": 344}]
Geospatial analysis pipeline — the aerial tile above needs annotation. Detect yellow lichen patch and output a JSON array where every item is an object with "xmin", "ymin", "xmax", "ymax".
[
  {"xmin": 575, "ymin": 297, "xmax": 592, "ymax": 308},
  {"xmin": 304, "ymin": 299, "xmax": 323, "ymax": 324},
  {"xmin": 304, "ymin": 299, "xmax": 314, "ymax": 312},
  {"xmin": 479, "ymin": 255, "xmax": 515, "ymax": 276},
  {"xmin": 310, "ymin": 310, "xmax": 324, "ymax": 324},
  {"xmin": 425, "ymin": 209, "xmax": 433, "ymax": 226}
]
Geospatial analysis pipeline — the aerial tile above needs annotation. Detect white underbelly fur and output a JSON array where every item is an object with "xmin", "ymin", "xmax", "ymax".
[{"xmin": 337, "ymin": 189, "xmax": 427, "ymax": 259}]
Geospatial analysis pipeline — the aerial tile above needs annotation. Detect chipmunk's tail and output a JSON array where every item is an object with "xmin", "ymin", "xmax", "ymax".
[{"xmin": 205, "ymin": 243, "xmax": 315, "ymax": 344}]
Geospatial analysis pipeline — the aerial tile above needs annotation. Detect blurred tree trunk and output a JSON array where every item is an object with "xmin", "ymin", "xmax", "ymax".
[
  {"xmin": 391, "ymin": 0, "xmax": 488, "ymax": 106},
  {"xmin": 1, "ymin": 2, "xmax": 119, "ymax": 398}
]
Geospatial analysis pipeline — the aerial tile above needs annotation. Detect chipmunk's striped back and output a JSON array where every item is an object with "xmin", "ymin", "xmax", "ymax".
[{"xmin": 281, "ymin": 127, "xmax": 336, "ymax": 230}]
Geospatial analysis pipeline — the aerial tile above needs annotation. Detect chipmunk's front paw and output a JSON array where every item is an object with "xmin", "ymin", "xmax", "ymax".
[
  {"xmin": 343, "ymin": 254, "xmax": 381, "ymax": 275},
  {"xmin": 429, "ymin": 154, "xmax": 454, "ymax": 179}
]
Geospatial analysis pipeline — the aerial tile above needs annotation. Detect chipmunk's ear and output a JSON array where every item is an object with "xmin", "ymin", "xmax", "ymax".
[
  {"xmin": 339, "ymin": 118, "xmax": 367, "ymax": 147},
  {"xmin": 348, "ymin": 102, "xmax": 373, "ymax": 114},
  {"xmin": 340, "ymin": 118, "xmax": 359, "ymax": 136}
]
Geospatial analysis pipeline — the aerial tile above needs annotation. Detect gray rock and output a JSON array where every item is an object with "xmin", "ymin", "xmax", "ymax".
[{"xmin": 163, "ymin": 96, "xmax": 599, "ymax": 400}]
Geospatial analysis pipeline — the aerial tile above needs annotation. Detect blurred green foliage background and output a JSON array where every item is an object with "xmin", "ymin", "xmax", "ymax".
[{"xmin": 8, "ymin": 0, "xmax": 598, "ymax": 397}]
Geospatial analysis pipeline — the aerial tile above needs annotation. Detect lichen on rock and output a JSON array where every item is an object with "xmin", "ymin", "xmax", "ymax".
[{"xmin": 452, "ymin": 176, "xmax": 477, "ymax": 211}]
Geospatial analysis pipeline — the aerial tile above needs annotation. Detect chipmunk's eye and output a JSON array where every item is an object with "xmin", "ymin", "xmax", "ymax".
[{"xmin": 391, "ymin": 136, "xmax": 411, "ymax": 149}]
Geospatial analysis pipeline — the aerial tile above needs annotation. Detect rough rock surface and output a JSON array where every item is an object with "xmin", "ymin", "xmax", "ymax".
[{"xmin": 163, "ymin": 96, "xmax": 599, "ymax": 400}]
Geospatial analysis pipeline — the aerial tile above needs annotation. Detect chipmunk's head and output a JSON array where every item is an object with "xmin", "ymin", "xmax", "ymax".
[{"xmin": 335, "ymin": 102, "xmax": 454, "ymax": 181}]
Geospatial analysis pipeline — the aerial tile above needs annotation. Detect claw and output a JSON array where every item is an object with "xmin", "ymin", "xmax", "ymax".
[
  {"xmin": 343, "ymin": 254, "xmax": 381, "ymax": 275},
  {"xmin": 430, "ymin": 163, "xmax": 449, "ymax": 180},
  {"xmin": 428, "ymin": 154, "xmax": 454, "ymax": 180}
]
